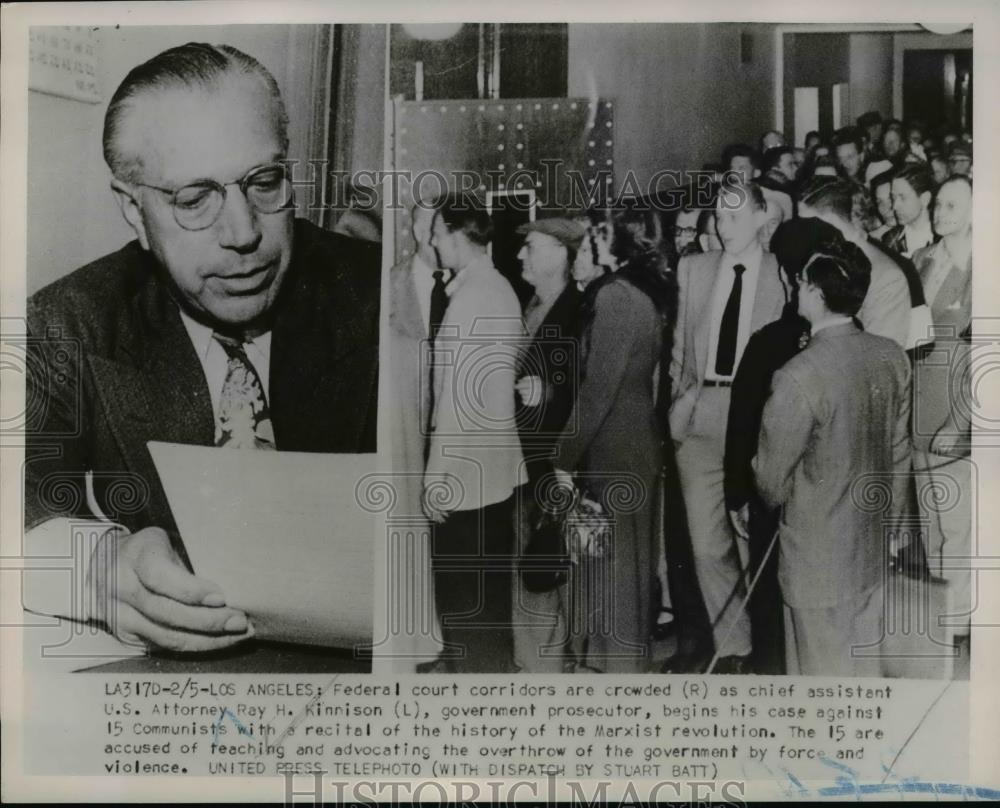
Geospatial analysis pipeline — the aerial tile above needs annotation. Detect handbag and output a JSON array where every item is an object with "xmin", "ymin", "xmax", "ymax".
[
  {"xmin": 565, "ymin": 495, "xmax": 613, "ymax": 561},
  {"xmin": 519, "ymin": 510, "xmax": 571, "ymax": 594}
]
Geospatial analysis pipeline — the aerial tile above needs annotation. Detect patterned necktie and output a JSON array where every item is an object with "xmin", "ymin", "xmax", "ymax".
[
  {"xmin": 213, "ymin": 332, "xmax": 275, "ymax": 450},
  {"xmin": 715, "ymin": 263, "xmax": 746, "ymax": 376}
]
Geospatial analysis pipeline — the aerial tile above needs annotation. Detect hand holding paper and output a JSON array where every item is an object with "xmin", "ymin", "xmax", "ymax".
[
  {"xmin": 89, "ymin": 525, "xmax": 253, "ymax": 652},
  {"xmin": 148, "ymin": 442, "xmax": 374, "ymax": 648}
]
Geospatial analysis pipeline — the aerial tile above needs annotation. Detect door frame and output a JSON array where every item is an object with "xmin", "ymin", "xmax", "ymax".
[
  {"xmin": 773, "ymin": 23, "xmax": 934, "ymax": 132},
  {"xmin": 892, "ymin": 31, "xmax": 973, "ymax": 123}
]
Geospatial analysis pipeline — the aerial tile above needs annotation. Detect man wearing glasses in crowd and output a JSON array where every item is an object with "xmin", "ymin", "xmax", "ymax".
[{"xmin": 24, "ymin": 44, "xmax": 379, "ymax": 652}]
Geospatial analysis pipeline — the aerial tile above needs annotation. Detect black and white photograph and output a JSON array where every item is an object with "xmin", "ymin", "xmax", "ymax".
[
  {"xmin": 16, "ymin": 22, "xmax": 385, "ymax": 674},
  {"xmin": 2, "ymin": 1, "xmax": 998, "ymax": 803},
  {"xmin": 384, "ymin": 20, "xmax": 976, "ymax": 680}
]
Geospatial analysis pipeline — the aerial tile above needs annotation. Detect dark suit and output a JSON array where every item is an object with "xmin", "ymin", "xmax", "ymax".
[
  {"xmin": 516, "ymin": 283, "xmax": 584, "ymax": 484},
  {"xmin": 723, "ymin": 308, "xmax": 809, "ymax": 674},
  {"xmin": 26, "ymin": 219, "xmax": 379, "ymax": 548}
]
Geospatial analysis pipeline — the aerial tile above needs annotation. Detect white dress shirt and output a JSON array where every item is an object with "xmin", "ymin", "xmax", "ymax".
[
  {"xmin": 705, "ymin": 244, "xmax": 763, "ymax": 382},
  {"xmin": 901, "ymin": 219, "xmax": 934, "ymax": 258}
]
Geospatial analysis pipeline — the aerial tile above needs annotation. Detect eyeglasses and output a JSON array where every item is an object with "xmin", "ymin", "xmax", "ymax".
[
  {"xmin": 133, "ymin": 162, "xmax": 293, "ymax": 231},
  {"xmin": 672, "ymin": 226, "xmax": 698, "ymax": 237}
]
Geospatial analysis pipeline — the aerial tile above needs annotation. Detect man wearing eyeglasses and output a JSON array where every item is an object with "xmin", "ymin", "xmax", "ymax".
[
  {"xmin": 24, "ymin": 44, "xmax": 379, "ymax": 653},
  {"xmin": 752, "ymin": 239, "xmax": 910, "ymax": 676}
]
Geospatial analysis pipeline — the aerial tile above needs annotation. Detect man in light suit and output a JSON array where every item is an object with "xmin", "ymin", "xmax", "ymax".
[
  {"xmin": 421, "ymin": 196, "xmax": 527, "ymax": 672},
  {"xmin": 385, "ymin": 202, "xmax": 446, "ymax": 670},
  {"xmin": 24, "ymin": 44, "xmax": 379, "ymax": 653},
  {"xmin": 798, "ymin": 178, "xmax": 927, "ymax": 358},
  {"xmin": 668, "ymin": 178, "xmax": 785, "ymax": 671},
  {"xmin": 753, "ymin": 239, "xmax": 911, "ymax": 676}
]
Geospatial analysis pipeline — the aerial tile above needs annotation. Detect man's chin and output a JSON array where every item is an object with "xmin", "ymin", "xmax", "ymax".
[{"xmin": 201, "ymin": 291, "xmax": 275, "ymax": 330}]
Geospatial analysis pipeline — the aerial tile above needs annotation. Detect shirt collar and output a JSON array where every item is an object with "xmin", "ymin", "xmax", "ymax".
[
  {"xmin": 906, "ymin": 217, "xmax": 934, "ymax": 244},
  {"xmin": 177, "ymin": 306, "xmax": 272, "ymax": 360},
  {"xmin": 446, "ymin": 252, "xmax": 492, "ymax": 295},
  {"xmin": 810, "ymin": 315, "xmax": 854, "ymax": 337},
  {"xmin": 411, "ymin": 252, "xmax": 439, "ymax": 281},
  {"xmin": 721, "ymin": 242, "xmax": 763, "ymax": 273}
]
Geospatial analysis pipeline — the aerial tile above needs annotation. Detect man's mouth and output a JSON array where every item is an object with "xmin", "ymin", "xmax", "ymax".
[{"xmin": 213, "ymin": 261, "xmax": 276, "ymax": 295}]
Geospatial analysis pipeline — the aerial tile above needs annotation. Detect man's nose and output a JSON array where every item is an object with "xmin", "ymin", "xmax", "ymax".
[{"xmin": 217, "ymin": 187, "xmax": 263, "ymax": 253}]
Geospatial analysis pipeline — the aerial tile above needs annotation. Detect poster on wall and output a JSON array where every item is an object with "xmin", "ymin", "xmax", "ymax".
[{"xmin": 28, "ymin": 26, "xmax": 101, "ymax": 103}]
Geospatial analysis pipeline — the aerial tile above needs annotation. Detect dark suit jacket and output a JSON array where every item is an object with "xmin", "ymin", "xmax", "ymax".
[
  {"xmin": 516, "ymin": 283, "xmax": 583, "ymax": 483},
  {"xmin": 25, "ymin": 219, "xmax": 380, "ymax": 542},
  {"xmin": 723, "ymin": 309, "xmax": 809, "ymax": 511}
]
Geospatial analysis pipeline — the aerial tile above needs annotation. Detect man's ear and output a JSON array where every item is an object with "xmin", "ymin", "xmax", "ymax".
[
  {"xmin": 110, "ymin": 179, "xmax": 150, "ymax": 250},
  {"xmin": 920, "ymin": 190, "xmax": 933, "ymax": 211}
]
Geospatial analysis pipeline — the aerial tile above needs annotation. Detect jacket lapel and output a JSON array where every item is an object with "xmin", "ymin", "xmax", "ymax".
[
  {"xmin": 92, "ymin": 272, "xmax": 215, "ymax": 459},
  {"xmin": 931, "ymin": 258, "xmax": 972, "ymax": 315},
  {"xmin": 691, "ymin": 252, "xmax": 722, "ymax": 382},
  {"xmin": 87, "ymin": 272, "xmax": 214, "ymax": 537}
]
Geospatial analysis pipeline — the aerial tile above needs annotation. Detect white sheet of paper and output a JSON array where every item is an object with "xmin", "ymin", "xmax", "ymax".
[{"xmin": 148, "ymin": 441, "xmax": 374, "ymax": 648}]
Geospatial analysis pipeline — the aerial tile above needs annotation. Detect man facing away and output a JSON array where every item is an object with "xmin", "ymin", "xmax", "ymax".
[
  {"xmin": 753, "ymin": 238, "xmax": 911, "ymax": 676},
  {"xmin": 24, "ymin": 43, "xmax": 379, "ymax": 653},
  {"xmin": 421, "ymin": 195, "xmax": 527, "ymax": 672},
  {"xmin": 798, "ymin": 178, "xmax": 926, "ymax": 357}
]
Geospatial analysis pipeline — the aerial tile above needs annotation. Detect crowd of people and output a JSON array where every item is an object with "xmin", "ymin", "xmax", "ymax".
[{"xmin": 391, "ymin": 109, "xmax": 973, "ymax": 677}]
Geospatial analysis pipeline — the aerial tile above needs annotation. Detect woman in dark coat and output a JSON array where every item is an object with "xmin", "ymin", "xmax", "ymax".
[{"xmin": 554, "ymin": 208, "xmax": 674, "ymax": 672}]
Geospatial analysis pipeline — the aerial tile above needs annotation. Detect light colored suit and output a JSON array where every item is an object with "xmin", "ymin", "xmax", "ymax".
[
  {"xmin": 384, "ymin": 257, "xmax": 442, "ymax": 670},
  {"xmin": 669, "ymin": 249, "xmax": 785, "ymax": 657},
  {"xmin": 855, "ymin": 238, "xmax": 912, "ymax": 350},
  {"xmin": 424, "ymin": 253, "xmax": 527, "ymax": 510},
  {"xmin": 910, "ymin": 240, "xmax": 973, "ymax": 634},
  {"xmin": 753, "ymin": 322, "xmax": 911, "ymax": 675},
  {"xmin": 424, "ymin": 252, "xmax": 526, "ymax": 672}
]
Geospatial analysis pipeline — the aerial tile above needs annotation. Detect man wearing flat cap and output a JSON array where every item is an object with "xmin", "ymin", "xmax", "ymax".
[{"xmin": 511, "ymin": 217, "xmax": 585, "ymax": 672}]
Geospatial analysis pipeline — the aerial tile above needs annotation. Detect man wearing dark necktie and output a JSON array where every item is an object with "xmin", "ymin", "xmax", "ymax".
[
  {"xmin": 421, "ymin": 195, "xmax": 527, "ymax": 673},
  {"xmin": 428, "ymin": 269, "xmax": 449, "ymax": 341},
  {"xmin": 667, "ymin": 178, "xmax": 785, "ymax": 672}
]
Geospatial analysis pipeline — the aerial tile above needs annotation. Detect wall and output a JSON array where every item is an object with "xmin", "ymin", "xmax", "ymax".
[
  {"xmin": 567, "ymin": 23, "xmax": 776, "ymax": 189},
  {"xmin": 26, "ymin": 24, "xmax": 331, "ymax": 294},
  {"xmin": 849, "ymin": 33, "xmax": 894, "ymax": 122},
  {"xmin": 347, "ymin": 25, "xmax": 387, "ymax": 180}
]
